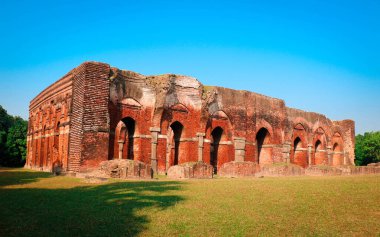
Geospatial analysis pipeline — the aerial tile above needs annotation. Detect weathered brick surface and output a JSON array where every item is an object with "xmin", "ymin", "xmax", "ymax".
[
  {"xmin": 98, "ymin": 159, "xmax": 152, "ymax": 179},
  {"xmin": 27, "ymin": 61, "xmax": 358, "ymax": 178},
  {"xmin": 219, "ymin": 162, "xmax": 261, "ymax": 178},
  {"xmin": 26, "ymin": 70, "xmax": 73, "ymax": 172},
  {"xmin": 306, "ymin": 165, "xmax": 380, "ymax": 176},
  {"xmin": 167, "ymin": 162, "xmax": 213, "ymax": 179},
  {"xmin": 259, "ymin": 164, "xmax": 306, "ymax": 176}
]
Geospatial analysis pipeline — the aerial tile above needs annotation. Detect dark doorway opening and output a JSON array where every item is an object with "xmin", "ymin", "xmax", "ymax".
[
  {"xmin": 256, "ymin": 128, "xmax": 270, "ymax": 164},
  {"xmin": 170, "ymin": 121, "xmax": 183, "ymax": 165},
  {"xmin": 121, "ymin": 117, "xmax": 136, "ymax": 160},
  {"xmin": 210, "ymin": 127, "xmax": 223, "ymax": 174}
]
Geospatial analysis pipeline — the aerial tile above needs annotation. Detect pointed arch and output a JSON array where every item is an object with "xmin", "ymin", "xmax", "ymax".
[
  {"xmin": 205, "ymin": 110, "xmax": 234, "ymax": 170},
  {"xmin": 291, "ymin": 122, "xmax": 308, "ymax": 168},
  {"xmin": 114, "ymin": 117, "xmax": 136, "ymax": 160},
  {"xmin": 332, "ymin": 132, "xmax": 344, "ymax": 166},
  {"xmin": 292, "ymin": 136, "xmax": 308, "ymax": 168},
  {"xmin": 210, "ymin": 126, "xmax": 224, "ymax": 174},
  {"xmin": 312, "ymin": 127, "xmax": 328, "ymax": 165},
  {"xmin": 167, "ymin": 121, "xmax": 184, "ymax": 168},
  {"xmin": 256, "ymin": 127, "xmax": 272, "ymax": 165}
]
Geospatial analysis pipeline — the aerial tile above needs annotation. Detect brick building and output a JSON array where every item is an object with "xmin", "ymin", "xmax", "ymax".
[{"xmin": 25, "ymin": 62, "xmax": 355, "ymax": 175}]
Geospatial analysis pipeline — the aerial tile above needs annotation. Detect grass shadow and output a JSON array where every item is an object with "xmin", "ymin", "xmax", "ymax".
[
  {"xmin": 0, "ymin": 169, "xmax": 185, "ymax": 237},
  {"xmin": 0, "ymin": 168, "xmax": 52, "ymax": 187}
]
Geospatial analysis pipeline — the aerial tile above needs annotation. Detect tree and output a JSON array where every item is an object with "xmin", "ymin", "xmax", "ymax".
[
  {"xmin": 5, "ymin": 117, "xmax": 28, "ymax": 166},
  {"xmin": 0, "ymin": 105, "xmax": 28, "ymax": 167},
  {"xmin": 355, "ymin": 132, "xmax": 380, "ymax": 166}
]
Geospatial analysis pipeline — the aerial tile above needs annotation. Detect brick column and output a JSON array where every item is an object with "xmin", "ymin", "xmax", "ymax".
[
  {"xmin": 118, "ymin": 140, "xmax": 124, "ymax": 159},
  {"xmin": 327, "ymin": 146, "xmax": 332, "ymax": 165},
  {"xmin": 234, "ymin": 137, "xmax": 246, "ymax": 162},
  {"xmin": 197, "ymin": 133, "xmax": 205, "ymax": 162},
  {"xmin": 343, "ymin": 151, "xmax": 347, "ymax": 165},
  {"xmin": 150, "ymin": 127, "xmax": 160, "ymax": 175},
  {"xmin": 283, "ymin": 142, "xmax": 291, "ymax": 164},
  {"xmin": 308, "ymin": 144, "xmax": 312, "ymax": 167}
]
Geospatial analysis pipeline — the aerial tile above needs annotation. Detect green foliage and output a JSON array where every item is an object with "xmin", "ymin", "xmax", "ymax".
[
  {"xmin": 0, "ymin": 105, "xmax": 13, "ymax": 132},
  {"xmin": 0, "ymin": 105, "xmax": 28, "ymax": 167},
  {"xmin": 355, "ymin": 131, "xmax": 380, "ymax": 166}
]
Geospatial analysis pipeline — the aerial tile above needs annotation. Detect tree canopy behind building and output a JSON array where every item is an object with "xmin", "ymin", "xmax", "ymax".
[
  {"xmin": 0, "ymin": 105, "xmax": 27, "ymax": 167},
  {"xmin": 355, "ymin": 132, "xmax": 380, "ymax": 166}
]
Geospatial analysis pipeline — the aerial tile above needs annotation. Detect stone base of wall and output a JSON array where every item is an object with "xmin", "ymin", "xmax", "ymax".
[
  {"xmin": 306, "ymin": 165, "xmax": 380, "ymax": 176},
  {"xmin": 24, "ymin": 161, "xmax": 380, "ymax": 179},
  {"xmin": 219, "ymin": 162, "xmax": 260, "ymax": 178},
  {"xmin": 258, "ymin": 163, "xmax": 305, "ymax": 177},
  {"xmin": 97, "ymin": 159, "xmax": 152, "ymax": 179},
  {"xmin": 305, "ymin": 166, "xmax": 343, "ymax": 176},
  {"xmin": 338, "ymin": 165, "xmax": 380, "ymax": 175},
  {"xmin": 24, "ymin": 164, "xmax": 61, "ymax": 174},
  {"xmin": 368, "ymin": 162, "xmax": 380, "ymax": 167},
  {"xmin": 74, "ymin": 159, "xmax": 152, "ymax": 179},
  {"xmin": 167, "ymin": 162, "xmax": 214, "ymax": 179}
]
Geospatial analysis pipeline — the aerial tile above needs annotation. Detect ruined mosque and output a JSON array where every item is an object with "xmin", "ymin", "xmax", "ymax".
[{"xmin": 25, "ymin": 62, "xmax": 356, "ymax": 178}]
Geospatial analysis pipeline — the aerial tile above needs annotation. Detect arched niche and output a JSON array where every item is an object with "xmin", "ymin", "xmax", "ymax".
[
  {"xmin": 313, "ymin": 127, "xmax": 328, "ymax": 165},
  {"xmin": 210, "ymin": 126, "xmax": 224, "ymax": 174},
  {"xmin": 292, "ymin": 136, "xmax": 308, "ymax": 168},
  {"xmin": 167, "ymin": 121, "xmax": 184, "ymax": 169},
  {"xmin": 114, "ymin": 117, "xmax": 136, "ymax": 160},
  {"xmin": 256, "ymin": 127, "xmax": 272, "ymax": 165},
  {"xmin": 332, "ymin": 132, "xmax": 344, "ymax": 166},
  {"xmin": 291, "ymin": 123, "xmax": 308, "ymax": 168},
  {"xmin": 205, "ymin": 110, "xmax": 233, "ymax": 170}
]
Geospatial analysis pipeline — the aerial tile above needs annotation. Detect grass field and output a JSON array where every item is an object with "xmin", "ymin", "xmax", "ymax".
[{"xmin": 0, "ymin": 168, "xmax": 379, "ymax": 237}]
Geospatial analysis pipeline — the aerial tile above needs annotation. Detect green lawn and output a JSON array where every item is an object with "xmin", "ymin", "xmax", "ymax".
[{"xmin": 0, "ymin": 168, "xmax": 379, "ymax": 237}]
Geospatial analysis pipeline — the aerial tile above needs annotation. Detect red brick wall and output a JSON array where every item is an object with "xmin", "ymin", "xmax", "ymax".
[
  {"xmin": 26, "ymin": 70, "xmax": 73, "ymax": 172},
  {"xmin": 70, "ymin": 62, "xmax": 111, "ymax": 172},
  {"xmin": 28, "ymin": 61, "xmax": 356, "ymax": 175}
]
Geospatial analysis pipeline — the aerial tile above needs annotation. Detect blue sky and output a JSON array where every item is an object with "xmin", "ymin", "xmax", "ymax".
[{"xmin": 0, "ymin": 0, "xmax": 379, "ymax": 134}]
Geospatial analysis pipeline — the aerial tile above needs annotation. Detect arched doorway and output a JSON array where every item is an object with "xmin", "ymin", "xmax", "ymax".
[
  {"xmin": 256, "ymin": 128, "xmax": 271, "ymax": 164},
  {"xmin": 210, "ymin": 127, "xmax": 223, "ymax": 174},
  {"xmin": 314, "ymin": 140, "xmax": 325, "ymax": 165},
  {"xmin": 332, "ymin": 143, "xmax": 343, "ymax": 166},
  {"xmin": 332, "ymin": 132, "xmax": 344, "ymax": 166},
  {"xmin": 117, "ymin": 117, "xmax": 136, "ymax": 160},
  {"xmin": 169, "ymin": 121, "xmax": 183, "ymax": 166},
  {"xmin": 292, "ymin": 137, "xmax": 308, "ymax": 167}
]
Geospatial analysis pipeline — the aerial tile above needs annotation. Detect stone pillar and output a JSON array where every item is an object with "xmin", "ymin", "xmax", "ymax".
[
  {"xmin": 308, "ymin": 144, "xmax": 312, "ymax": 167},
  {"xmin": 327, "ymin": 146, "xmax": 332, "ymax": 165},
  {"xmin": 234, "ymin": 137, "xmax": 246, "ymax": 162},
  {"xmin": 197, "ymin": 133, "xmax": 205, "ymax": 162},
  {"xmin": 283, "ymin": 142, "xmax": 291, "ymax": 164},
  {"xmin": 150, "ymin": 127, "xmax": 160, "ymax": 175},
  {"xmin": 118, "ymin": 140, "xmax": 124, "ymax": 159}
]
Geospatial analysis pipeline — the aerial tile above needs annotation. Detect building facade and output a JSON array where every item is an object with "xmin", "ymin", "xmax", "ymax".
[{"xmin": 26, "ymin": 62, "xmax": 355, "ymax": 174}]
